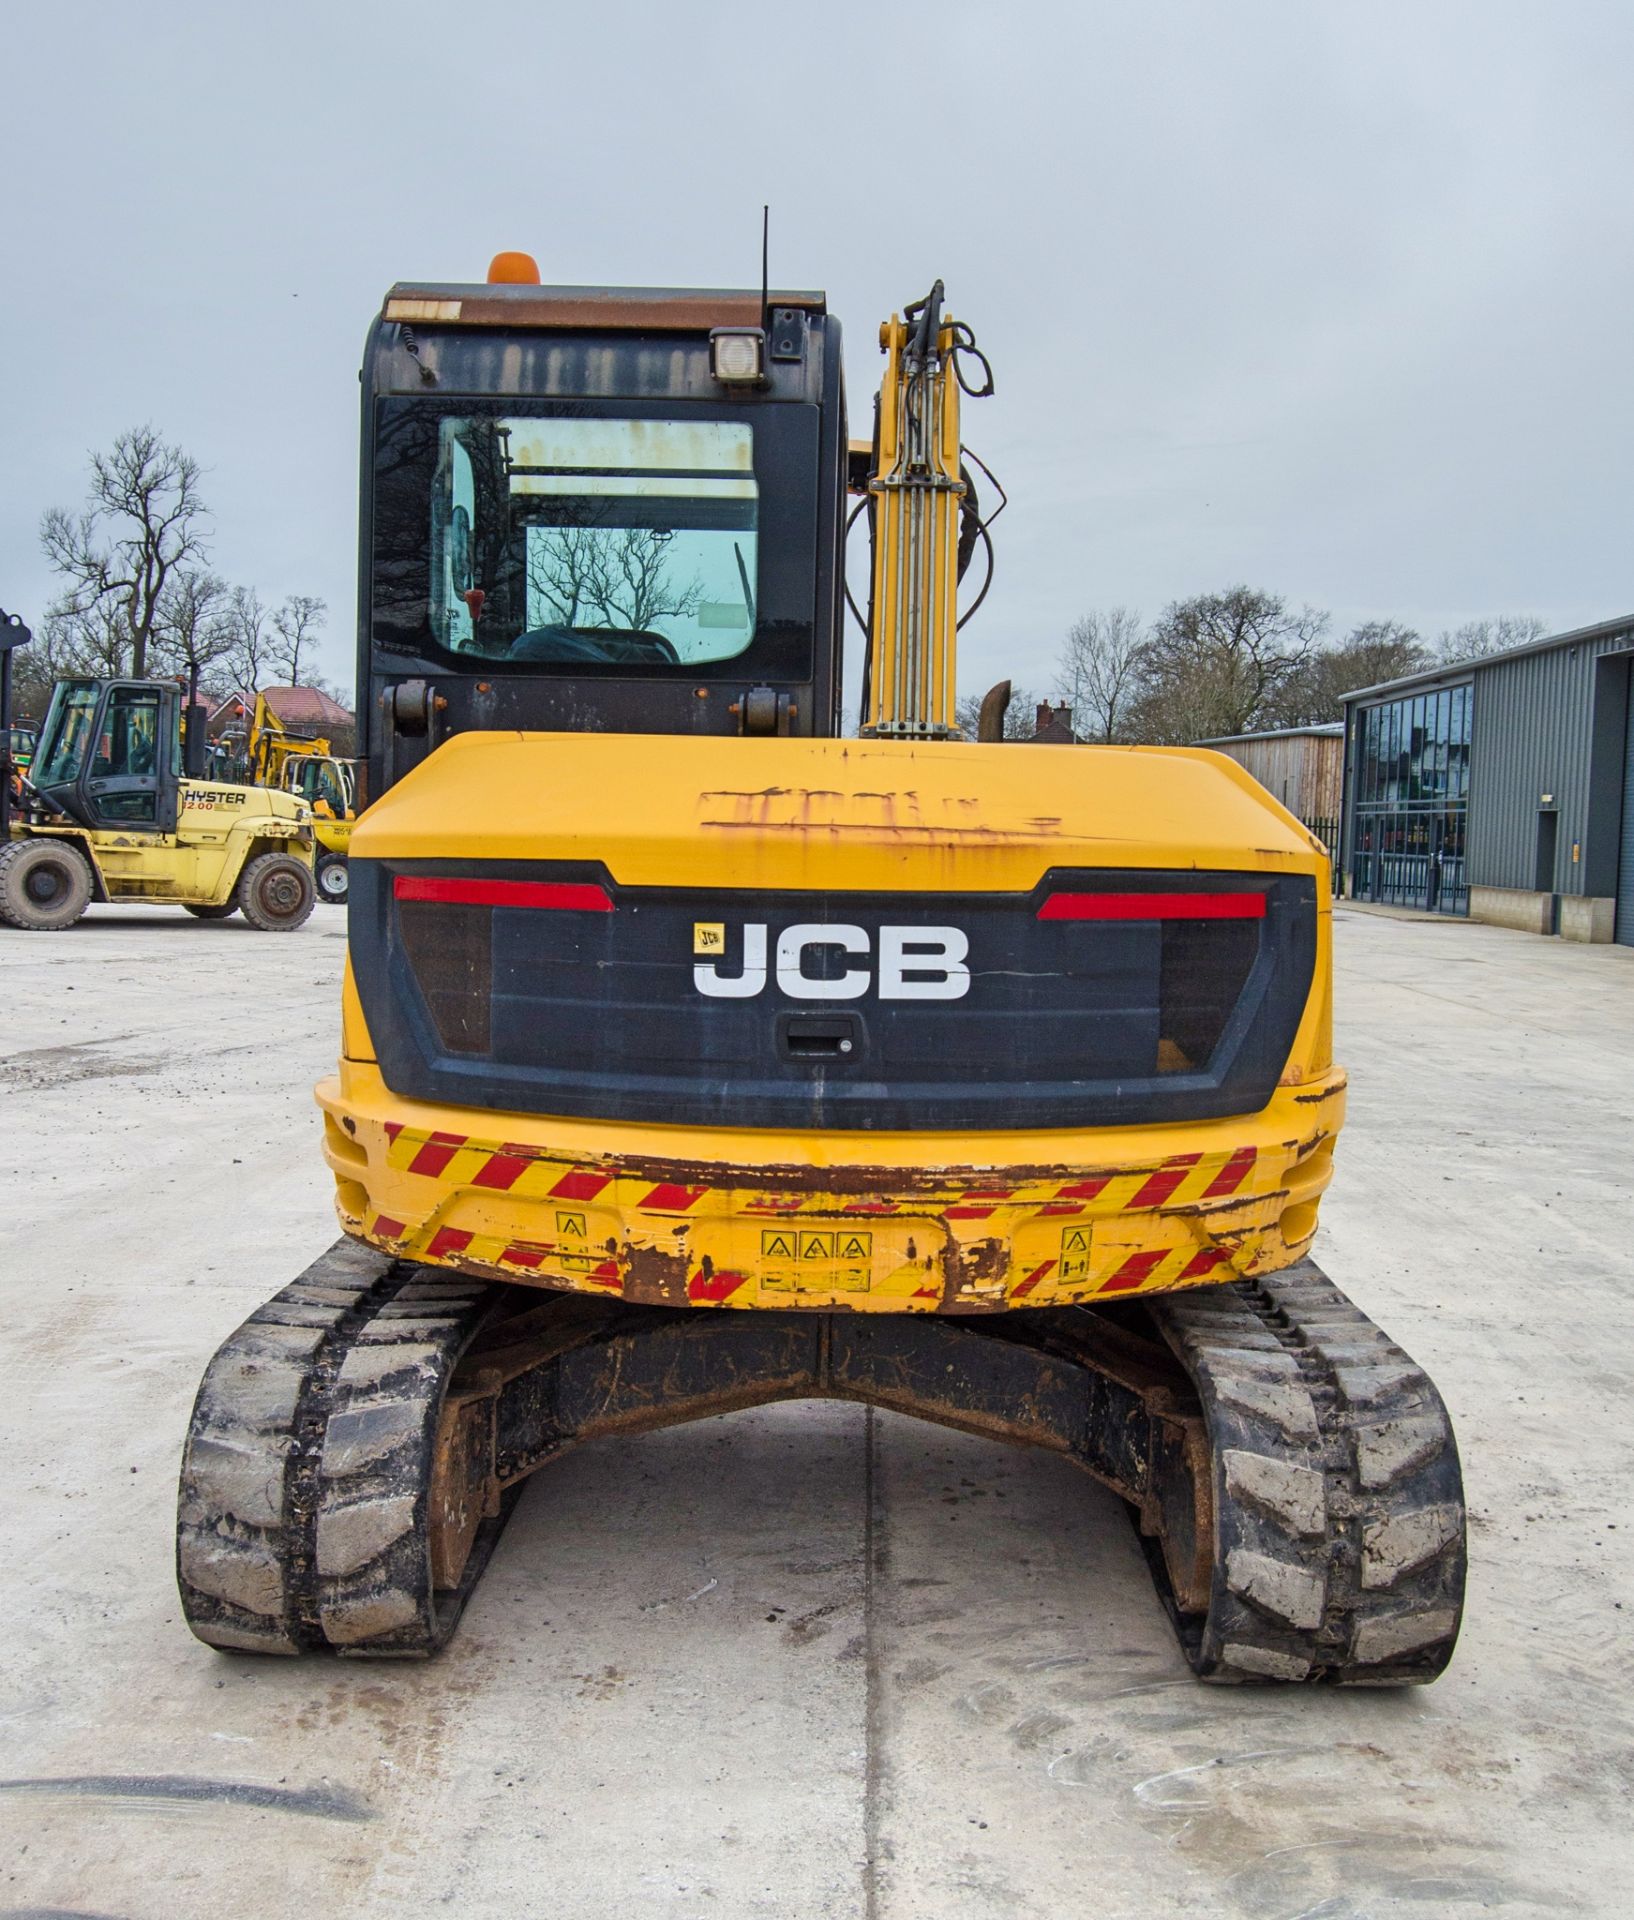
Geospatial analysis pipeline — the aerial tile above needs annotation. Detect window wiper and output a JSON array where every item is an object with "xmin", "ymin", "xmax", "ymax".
[{"xmin": 733, "ymin": 542, "xmax": 756, "ymax": 631}]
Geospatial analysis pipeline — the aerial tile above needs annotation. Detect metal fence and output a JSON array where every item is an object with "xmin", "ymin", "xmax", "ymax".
[
  {"xmin": 1346, "ymin": 811, "xmax": 1469, "ymax": 916},
  {"xmin": 1309, "ymin": 816, "xmax": 1342, "ymax": 893}
]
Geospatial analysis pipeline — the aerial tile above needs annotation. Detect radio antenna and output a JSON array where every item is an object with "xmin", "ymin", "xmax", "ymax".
[{"xmin": 760, "ymin": 204, "xmax": 770, "ymax": 334}]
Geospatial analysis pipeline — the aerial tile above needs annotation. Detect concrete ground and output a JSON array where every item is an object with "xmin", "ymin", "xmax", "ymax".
[{"xmin": 1, "ymin": 904, "xmax": 1631, "ymax": 1919}]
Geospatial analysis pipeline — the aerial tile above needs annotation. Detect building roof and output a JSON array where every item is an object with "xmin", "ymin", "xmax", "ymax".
[
  {"xmin": 1197, "ymin": 723, "xmax": 1344, "ymax": 745},
  {"xmin": 260, "ymin": 684, "xmax": 354, "ymax": 730},
  {"xmin": 1031, "ymin": 700, "xmax": 1080, "ymax": 745},
  {"xmin": 1339, "ymin": 612, "xmax": 1634, "ymax": 708},
  {"xmin": 204, "ymin": 688, "xmax": 256, "ymax": 732}
]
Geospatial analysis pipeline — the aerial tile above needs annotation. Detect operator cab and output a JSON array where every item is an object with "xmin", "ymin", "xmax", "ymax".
[
  {"xmin": 283, "ymin": 754, "xmax": 354, "ymax": 818},
  {"xmin": 30, "ymin": 678, "xmax": 180, "ymax": 832},
  {"xmin": 358, "ymin": 274, "xmax": 848, "ymax": 801}
]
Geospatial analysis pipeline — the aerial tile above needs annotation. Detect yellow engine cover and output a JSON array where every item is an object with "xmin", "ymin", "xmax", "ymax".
[{"xmin": 319, "ymin": 734, "xmax": 1342, "ymax": 1312}]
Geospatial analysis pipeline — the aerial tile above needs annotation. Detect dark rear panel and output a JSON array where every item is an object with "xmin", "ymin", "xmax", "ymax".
[{"xmin": 352, "ymin": 863, "xmax": 1316, "ymax": 1132}]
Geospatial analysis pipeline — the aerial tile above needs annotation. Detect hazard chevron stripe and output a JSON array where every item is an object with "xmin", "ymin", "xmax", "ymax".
[{"xmin": 371, "ymin": 1121, "xmax": 1269, "ymax": 1240}]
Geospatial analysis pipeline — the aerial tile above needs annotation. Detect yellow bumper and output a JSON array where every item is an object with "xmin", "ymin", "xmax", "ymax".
[{"xmin": 318, "ymin": 1060, "xmax": 1344, "ymax": 1313}]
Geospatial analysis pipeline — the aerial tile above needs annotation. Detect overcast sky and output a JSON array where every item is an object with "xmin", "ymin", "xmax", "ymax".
[{"xmin": 2, "ymin": 1, "xmax": 1630, "ymax": 709}]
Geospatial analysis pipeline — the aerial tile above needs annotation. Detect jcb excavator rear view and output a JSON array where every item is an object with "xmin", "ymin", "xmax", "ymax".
[{"xmin": 177, "ymin": 258, "xmax": 1465, "ymax": 1683}]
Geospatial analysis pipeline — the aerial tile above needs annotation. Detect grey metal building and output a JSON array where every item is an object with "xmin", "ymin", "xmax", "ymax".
[{"xmin": 1340, "ymin": 614, "xmax": 1634, "ymax": 943}]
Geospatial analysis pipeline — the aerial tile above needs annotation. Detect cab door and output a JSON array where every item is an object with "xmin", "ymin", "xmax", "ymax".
[{"xmin": 85, "ymin": 683, "xmax": 178, "ymax": 831}]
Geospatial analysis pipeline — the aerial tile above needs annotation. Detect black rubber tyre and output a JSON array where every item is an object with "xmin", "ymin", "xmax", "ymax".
[
  {"xmin": 184, "ymin": 899, "xmax": 239, "ymax": 921},
  {"xmin": 0, "ymin": 837, "xmax": 94, "ymax": 931},
  {"xmin": 316, "ymin": 851, "xmax": 349, "ymax": 905},
  {"xmin": 237, "ymin": 851, "xmax": 316, "ymax": 931}
]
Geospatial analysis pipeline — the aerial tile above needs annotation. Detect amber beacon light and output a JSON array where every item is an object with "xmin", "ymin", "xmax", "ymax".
[{"xmin": 487, "ymin": 250, "xmax": 541, "ymax": 285}]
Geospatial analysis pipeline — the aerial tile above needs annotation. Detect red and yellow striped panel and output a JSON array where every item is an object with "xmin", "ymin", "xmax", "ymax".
[{"xmin": 323, "ymin": 1098, "xmax": 1337, "ymax": 1314}]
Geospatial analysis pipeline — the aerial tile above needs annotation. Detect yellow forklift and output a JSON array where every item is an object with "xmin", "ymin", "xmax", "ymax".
[
  {"xmin": 177, "ymin": 263, "xmax": 1464, "ymax": 1682},
  {"xmin": 244, "ymin": 688, "xmax": 356, "ymax": 904},
  {"xmin": 0, "ymin": 662, "xmax": 317, "ymax": 931}
]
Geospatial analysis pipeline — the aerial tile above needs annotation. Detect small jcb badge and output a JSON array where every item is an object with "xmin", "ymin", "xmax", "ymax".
[{"xmin": 693, "ymin": 922, "xmax": 726, "ymax": 956}]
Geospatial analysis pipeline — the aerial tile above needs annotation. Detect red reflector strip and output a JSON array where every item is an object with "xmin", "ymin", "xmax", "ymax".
[
  {"xmin": 407, "ymin": 1130, "xmax": 469, "ymax": 1178},
  {"xmin": 1130, "ymin": 1155, "xmax": 1202, "ymax": 1209},
  {"xmin": 472, "ymin": 1150, "xmax": 532, "ymax": 1192},
  {"xmin": 550, "ymin": 1169, "xmax": 612, "ymax": 1202},
  {"xmin": 687, "ymin": 1266, "xmax": 748, "ymax": 1303},
  {"xmin": 639, "ymin": 1183, "xmax": 708, "ymax": 1213},
  {"xmin": 1011, "ymin": 1260, "xmax": 1056, "ymax": 1299},
  {"xmin": 1038, "ymin": 891, "xmax": 1266, "ymax": 921},
  {"xmin": 1201, "ymin": 1147, "xmax": 1257, "ymax": 1199},
  {"xmin": 1101, "ymin": 1249, "xmax": 1169, "ymax": 1293},
  {"xmin": 1179, "ymin": 1247, "xmax": 1232, "ymax": 1280},
  {"xmin": 1054, "ymin": 1177, "xmax": 1110, "ymax": 1201},
  {"xmin": 394, "ymin": 875, "xmax": 614, "ymax": 912}
]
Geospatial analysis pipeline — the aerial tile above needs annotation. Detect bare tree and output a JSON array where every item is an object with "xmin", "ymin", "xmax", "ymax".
[
  {"xmin": 593, "ymin": 529, "xmax": 703, "ymax": 631},
  {"xmin": 39, "ymin": 426, "xmax": 210, "ymax": 677},
  {"xmin": 954, "ymin": 684, "xmax": 1042, "ymax": 740},
  {"xmin": 158, "ymin": 568, "xmax": 233, "ymax": 683},
  {"xmin": 527, "ymin": 527, "xmax": 605, "ymax": 629},
  {"xmin": 1268, "ymin": 619, "xmax": 1431, "ymax": 726},
  {"xmin": 1434, "ymin": 615, "xmax": 1546, "ymax": 667},
  {"xmin": 528, "ymin": 527, "xmax": 702, "ymax": 633},
  {"xmin": 1055, "ymin": 607, "xmax": 1146, "ymax": 742},
  {"xmin": 214, "ymin": 585, "xmax": 275, "ymax": 692},
  {"xmin": 272, "ymin": 594, "xmax": 327, "ymax": 684},
  {"xmin": 10, "ymin": 610, "xmax": 117, "ymax": 719},
  {"xmin": 1126, "ymin": 587, "xmax": 1327, "ymax": 743}
]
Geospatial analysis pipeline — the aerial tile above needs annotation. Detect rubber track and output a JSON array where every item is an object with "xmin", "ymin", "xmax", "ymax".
[
  {"xmin": 176, "ymin": 1239, "xmax": 504, "ymax": 1657},
  {"xmin": 1146, "ymin": 1257, "xmax": 1466, "ymax": 1684}
]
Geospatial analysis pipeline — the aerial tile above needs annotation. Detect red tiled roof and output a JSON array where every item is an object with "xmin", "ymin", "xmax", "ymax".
[{"xmin": 260, "ymin": 685, "xmax": 354, "ymax": 729}]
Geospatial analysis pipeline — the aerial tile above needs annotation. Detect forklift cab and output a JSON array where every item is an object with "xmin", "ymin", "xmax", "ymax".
[
  {"xmin": 282, "ymin": 753, "xmax": 354, "ymax": 820},
  {"xmin": 30, "ymin": 678, "xmax": 180, "ymax": 832}
]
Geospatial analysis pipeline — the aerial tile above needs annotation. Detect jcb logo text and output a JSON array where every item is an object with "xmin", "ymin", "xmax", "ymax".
[{"xmin": 692, "ymin": 924, "xmax": 970, "ymax": 1001}]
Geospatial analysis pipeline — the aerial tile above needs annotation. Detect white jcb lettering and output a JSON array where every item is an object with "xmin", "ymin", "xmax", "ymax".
[
  {"xmin": 775, "ymin": 923, "xmax": 870, "ymax": 999},
  {"xmin": 694, "ymin": 923, "xmax": 768, "ymax": 998},
  {"xmin": 877, "ymin": 925, "xmax": 970, "ymax": 1001},
  {"xmin": 692, "ymin": 923, "xmax": 973, "ymax": 1000}
]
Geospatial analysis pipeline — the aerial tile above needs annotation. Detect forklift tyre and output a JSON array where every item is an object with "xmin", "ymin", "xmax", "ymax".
[
  {"xmin": 238, "ymin": 852, "xmax": 316, "ymax": 932},
  {"xmin": 0, "ymin": 838, "xmax": 94, "ymax": 932},
  {"xmin": 184, "ymin": 900, "xmax": 240, "ymax": 921},
  {"xmin": 316, "ymin": 851, "xmax": 349, "ymax": 904}
]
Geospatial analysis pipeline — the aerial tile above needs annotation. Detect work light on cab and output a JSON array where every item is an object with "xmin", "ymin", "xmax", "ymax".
[{"xmin": 709, "ymin": 327, "xmax": 766, "ymax": 384}]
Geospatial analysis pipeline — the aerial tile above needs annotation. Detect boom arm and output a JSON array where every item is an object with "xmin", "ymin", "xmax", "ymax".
[{"xmin": 862, "ymin": 281, "xmax": 969, "ymax": 739}]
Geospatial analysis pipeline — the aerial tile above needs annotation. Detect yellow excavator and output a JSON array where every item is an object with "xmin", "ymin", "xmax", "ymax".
[
  {"xmin": 177, "ymin": 260, "xmax": 1464, "ymax": 1682},
  {"xmin": 244, "ymin": 688, "xmax": 356, "ymax": 904}
]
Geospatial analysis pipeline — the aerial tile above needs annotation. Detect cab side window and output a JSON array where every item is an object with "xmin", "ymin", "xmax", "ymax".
[{"xmin": 92, "ymin": 687, "xmax": 163, "ymax": 822}]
